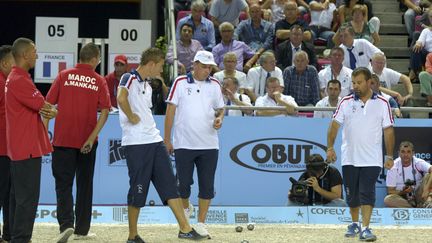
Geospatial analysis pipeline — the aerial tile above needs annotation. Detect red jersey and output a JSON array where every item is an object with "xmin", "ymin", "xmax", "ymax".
[
  {"xmin": 46, "ymin": 63, "xmax": 111, "ymax": 149},
  {"xmin": 5, "ymin": 66, "xmax": 52, "ymax": 161},
  {"xmin": 0, "ymin": 71, "xmax": 7, "ymax": 156},
  {"xmin": 104, "ymin": 71, "xmax": 119, "ymax": 108}
]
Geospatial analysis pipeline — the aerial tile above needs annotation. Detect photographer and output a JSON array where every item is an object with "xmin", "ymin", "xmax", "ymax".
[
  {"xmin": 385, "ymin": 141, "xmax": 432, "ymax": 208},
  {"xmin": 288, "ymin": 154, "xmax": 346, "ymax": 206}
]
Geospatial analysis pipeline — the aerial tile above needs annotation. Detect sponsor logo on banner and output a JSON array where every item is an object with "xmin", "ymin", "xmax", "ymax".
[
  {"xmin": 230, "ymin": 138, "xmax": 327, "ymax": 173},
  {"xmin": 109, "ymin": 139, "xmax": 126, "ymax": 166},
  {"xmin": 411, "ymin": 209, "xmax": 432, "ymax": 219},
  {"xmin": 249, "ymin": 216, "xmax": 300, "ymax": 224},
  {"xmin": 113, "ymin": 207, "xmax": 128, "ymax": 222},
  {"xmin": 310, "ymin": 207, "xmax": 382, "ymax": 224},
  {"xmin": 235, "ymin": 213, "xmax": 249, "ymax": 223},
  {"xmin": 206, "ymin": 210, "xmax": 227, "ymax": 223}
]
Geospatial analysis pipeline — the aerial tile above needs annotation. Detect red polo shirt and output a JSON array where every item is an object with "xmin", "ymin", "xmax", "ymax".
[
  {"xmin": 46, "ymin": 63, "xmax": 111, "ymax": 149},
  {"xmin": 5, "ymin": 66, "xmax": 52, "ymax": 161},
  {"xmin": 104, "ymin": 71, "xmax": 119, "ymax": 108},
  {"xmin": 0, "ymin": 71, "xmax": 7, "ymax": 156}
]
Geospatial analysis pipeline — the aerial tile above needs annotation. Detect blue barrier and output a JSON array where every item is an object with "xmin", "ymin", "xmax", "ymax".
[
  {"xmin": 3, "ymin": 205, "xmax": 428, "ymax": 225},
  {"xmin": 39, "ymin": 115, "xmax": 432, "ymax": 208}
]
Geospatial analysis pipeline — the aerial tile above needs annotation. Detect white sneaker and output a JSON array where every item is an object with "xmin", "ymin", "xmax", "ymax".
[
  {"xmin": 184, "ymin": 202, "xmax": 194, "ymax": 218},
  {"xmin": 194, "ymin": 222, "xmax": 211, "ymax": 239},
  {"xmin": 55, "ymin": 228, "xmax": 74, "ymax": 243},
  {"xmin": 73, "ymin": 232, "xmax": 96, "ymax": 240}
]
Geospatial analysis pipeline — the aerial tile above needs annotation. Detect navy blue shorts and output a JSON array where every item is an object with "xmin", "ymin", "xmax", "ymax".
[
  {"xmin": 174, "ymin": 149, "xmax": 218, "ymax": 200},
  {"xmin": 124, "ymin": 142, "xmax": 179, "ymax": 207},
  {"xmin": 342, "ymin": 165, "xmax": 381, "ymax": 208}
]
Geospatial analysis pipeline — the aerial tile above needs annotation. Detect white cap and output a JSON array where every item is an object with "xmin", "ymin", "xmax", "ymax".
[{"xmin": 193, "ymin": 50, "xmax": 217, "ymax": 66}]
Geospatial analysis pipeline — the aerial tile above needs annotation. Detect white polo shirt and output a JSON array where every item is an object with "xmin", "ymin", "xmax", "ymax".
[
  {"xmin": 213, "ymin": 70, "xmax": 247, "ymax": 88},
  {"xmin": 118, "ymin": 71, "xmax": 162, "ymax": 146},
  {"xmin": 318, "ymin": 66, "xmax": 353, "ymax": 97},
  {"xmin": 386, "ymin": 157, "xmax": 431, "ymax": 191},
  {"xmin": 246, "ymin": 66, "xmax": 284, "ymax": 97},
  {"xmin": 418, "ymin": 28, "xmax": 432, "ymax": 52},
  {"xmin": 254, "ymin": 93, "xmax": 298, "ymax": 116},
  {"xmin": 310, "ymin": 2, "xmax": 336, "ymax": 29},
  {"xmin": 167, "ymin": 74, "xmax": 225, "ymax": 149},
  {"xmin": 314, "ymin": 96, "xmax": 341, "ymax": 118},
  {"xmin": 224, "ymin": 93, "xmax": 252, "ymax": 116},
  {"xmin": 369, "ymin": 67, "xmax": 401, "ymax": 89},
  {"xmin": 333, "ymin": 93, "xmax": 394, "ymax": 167},
  {"xmin": 340, "ymin": 39, "xmax": 383, "ymax": 69}
]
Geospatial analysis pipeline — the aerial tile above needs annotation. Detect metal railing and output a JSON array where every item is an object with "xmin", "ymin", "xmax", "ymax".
[
  {"xmin": 166, "ymin": 0, "xmax": 178, "ymax": 81},
  {"xmin": 224, "ymin": 105, "xmax": 432, "ymax": 113}
]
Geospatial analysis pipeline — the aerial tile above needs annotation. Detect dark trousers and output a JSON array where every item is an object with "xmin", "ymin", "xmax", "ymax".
[
  {"xmin": 9, "ymin": 158, "xmax": 41, "ymax": 243},
  {"xmin": 410, "ymin": 48, "xmax": 429, "ymax": 73},
  {"xmin": 0, "ymin": 156, "xmax": 11, "ymax": 240},
  {"xmin": 52, "ymin": 143, "xmax": 97, "ymax": 235}
]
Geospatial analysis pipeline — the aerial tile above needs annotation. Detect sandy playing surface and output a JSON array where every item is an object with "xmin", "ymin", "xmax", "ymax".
[{"xmin": 30, "ymin": 223, "xmax": 432, "ymax": 243}]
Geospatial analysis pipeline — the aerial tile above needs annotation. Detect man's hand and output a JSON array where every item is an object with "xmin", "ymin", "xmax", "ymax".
[
  {"xmin": 128, "ymin": 113, "xmax": 141, "ymax": 125},
  {"xmin": 306, "ymin": 177, "xmax": 320, "ymax": 191},
  {"xmin": 413, "ymin": 43, "xmax": 423, "ymax": 53},
  {"xmin": 179, "ymin": 63, "xmax": 186, "ymax": 75},
  {"xmin": 164, "ymin": 139, "xmax": 174, "ymax": 155},
  {"xmin": 401, "ymin": 185, "xmax": 414, "ymax": 196},
  {"xmin": 224, "ymin": 88, "xmax": 235, "ymax": 101},
  {"xmin": 39, "ymin": 102, "xmax": 57, "ymax": 119},
  {"xmin": 80, "ymin": 139, "xmax": 93, "ymax": 154},
  {"xmin": 213, "ymin": 117, "xmax": 223, "ymax": 130},
  {"xmin": 326, "ymin": 147, "xmax": 337, "ymax": 163},
  {"xmin": 384, "ymin": 157, "xmax": 394, "ymax": 169}
]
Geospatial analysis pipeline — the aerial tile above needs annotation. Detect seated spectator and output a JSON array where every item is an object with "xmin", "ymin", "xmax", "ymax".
[
  {"xmin": 337, "ymin": 0, "xmax": 379, "ymax": 31},
  {"xmin": 419, "ymin": 52, "xmax": 432, "ymax": 106},
  {"xmin": 213, "ymin": 52, "xmax": 247, "ymax": 86},
  {"xmin": 283, "ymin": 51, "xmax": 320, "ymax": 106},
  {"xmin": 334, "ymin": 4, "xmax": 379, "ymax": 45},
  {"xmin": 414, "ymin": 8, "xmax": 432, "ymax": 43},
  {"xmin": 318, "ymin": 47, "xmax": 352, "ymax": 97},
  {"xmin": 370, "ymin": 53, "xmax": 413, "ymax": 106},
  {"xmin": 314, "ymin": 79, "xmax": 342, "ymax": 118},
  {"xmin": 288, "ymin": 154, "xmax": 347, "ymax": 207},
  {"xmin": 410, "ymin": 25, "xmax": 432, "ymax": 81},
  {"xmin": 402, "ymin": 0, "xmax": 423, "ymax": 45},
  {"xmin": 276, "ymin": 25, "xmax": 317, "ymax": 71},
  {"xmin": 255, "ymin": 77, "xmax": 298, "ymax": 116},
  {"xmin": 275, "ymin": 2, "xmax": 312, "ymax": 42},
  {"xmin": 309, "ymin": 0, "xmax": 337, "ymax": 48},
  {"xmin": 176, "ymin": 0, "xmax": 215, "ymax": 51},
  {"xmin": 167, "ymin": 23, "xmax": 204, "ymax": 74},
  {"xmin": 370, "ymin": 74, "xmax": 402, "ymax": 118},
  {"xmin": 234, "ymin": 4, "xmax": 274, "ymax": 54},
  {"xmin": 209, "ymin": 0, "xmax": 249, "ymax": 42},
  {"xmin": 246, "ymin": 51, "xmax": 284, "ymax": 102},
  {"xmin": 222, "ymin": 77, "xmax": 253, "ymax": 116},
  {"xmin": 337, "ymin": 25, "xmax": 383, "ymax": 69},
  {"xmin": 261, "ymin": 0, "xmax": 289, "ymax": 23},
  {"xmin": 105, "ymin": 54, "xmax": 128, "ymax": 108},
  {"xmin": 384, "ymin": 141, "xmax": 432, "ymax": 208},
  {"xmin": 212, "ymin": 22, "xmax": 256, "ymax": 72}
]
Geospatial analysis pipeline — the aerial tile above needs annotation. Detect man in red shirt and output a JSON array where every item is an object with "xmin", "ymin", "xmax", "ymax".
[
  {"xmin": 46, "ymin": 43, "xmax": 110, "ymax": 242},
  {"xmin": 0, "ymin": 45, "xmax": 14, "ymax": 243},
  {"xmin": 104, "ymin": 54, "xmax": 128, "ymax": 108},
  {"xmin": 6, "ymin": 38, "xmax": 56, "ymax": 243}
]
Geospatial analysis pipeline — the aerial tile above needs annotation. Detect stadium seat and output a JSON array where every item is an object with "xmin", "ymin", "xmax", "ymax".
[{"xmin": 176, "ymin": 10, "xmax": 191, "ymax": 26}]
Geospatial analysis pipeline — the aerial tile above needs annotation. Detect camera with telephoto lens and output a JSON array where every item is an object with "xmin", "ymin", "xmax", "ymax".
[{"xmin": 289, "ymin": 177, "xmax": 309, "ymax": 205}]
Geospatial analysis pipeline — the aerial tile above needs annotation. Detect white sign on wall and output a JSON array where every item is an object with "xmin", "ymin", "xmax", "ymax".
[
  {"xmin": 108, "ymin": 19, "xmax": 151, "ymax": 74},
  {"xmin": 35, "ymin": 17, "xmax": 78, "ymax": 83}
]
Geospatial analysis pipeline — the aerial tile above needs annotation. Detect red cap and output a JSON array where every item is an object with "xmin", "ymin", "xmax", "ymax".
[{"xmin": 114, "ymin": 55, "xmax": 128, "ymax": 64}]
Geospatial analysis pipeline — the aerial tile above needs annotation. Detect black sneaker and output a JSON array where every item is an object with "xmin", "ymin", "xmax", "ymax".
[
  {"xmin": 126, "ymin": 235, "xmax": 145, "ymax": 243},
  {"xmin": 178, "ymin": 228, "xmax": 207, "ymax": 241}
]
